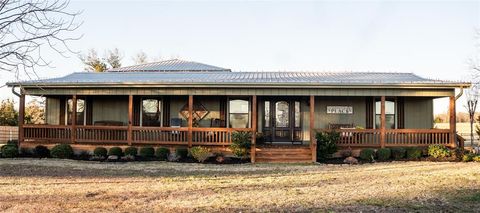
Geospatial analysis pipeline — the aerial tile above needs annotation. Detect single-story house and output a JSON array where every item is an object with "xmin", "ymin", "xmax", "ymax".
[{"xmin": 7, "ymin": 59, "xmax": 470, "ymax": 163}]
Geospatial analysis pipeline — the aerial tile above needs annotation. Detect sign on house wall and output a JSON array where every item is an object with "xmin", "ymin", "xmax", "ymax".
[{"xmin": 326, "ymin": 106, "xmax": 353, "ymax": 114}]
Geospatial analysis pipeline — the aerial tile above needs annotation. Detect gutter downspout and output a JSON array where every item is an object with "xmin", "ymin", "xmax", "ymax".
[
  {"xmin": 454, "ymin": 86, "xmax": 465, "ymax": 148},
  {"xmin": 455, "ymin": 86, "xmax": 464, "ymax": 100},
  {"xmin": 11, "ymin": 85, "xmax": 21, "ymax": 97}
]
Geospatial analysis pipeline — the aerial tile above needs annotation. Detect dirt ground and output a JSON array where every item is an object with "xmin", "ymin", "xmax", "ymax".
[{"xmin": 0, "ymin": 159, "xmax": 479, "ymax": 212}]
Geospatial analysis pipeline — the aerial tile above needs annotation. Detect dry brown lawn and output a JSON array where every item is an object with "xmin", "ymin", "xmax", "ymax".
[{"xmin": 0, "ymin": 159, "xmax": 479, "ymax": 212}]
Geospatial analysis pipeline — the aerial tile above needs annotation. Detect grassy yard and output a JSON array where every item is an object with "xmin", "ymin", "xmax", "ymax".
[{"xmin": 0, "ymin": 159, "xmax": 479, "ymax": 212}]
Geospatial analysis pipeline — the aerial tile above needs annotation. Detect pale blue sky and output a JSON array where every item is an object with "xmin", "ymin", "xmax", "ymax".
[{"xmin": 1, "ymin": 0, "xmax": 479, "ymax": 113}]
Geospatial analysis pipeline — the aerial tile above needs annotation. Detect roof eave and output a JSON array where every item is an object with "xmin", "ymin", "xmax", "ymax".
[{"xmin": 7, "ymin": 81, "xmax": 471, "ymax": 89}]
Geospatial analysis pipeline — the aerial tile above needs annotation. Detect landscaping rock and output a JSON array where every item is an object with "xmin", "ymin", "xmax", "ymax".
[
  {"xmin": 167, "ymin": 153, "xmax": 180, "ymax": 162},
  {"xmin": 121, "ymin": 155, "xmax": 136, "ymax": 161},
  {"xmin": 343, "ymin": 156, "xmax": 358, "ymax": 165},
  {"xmin": 107, "ymin": 155, "xmax": 119, "ymax": 161}
]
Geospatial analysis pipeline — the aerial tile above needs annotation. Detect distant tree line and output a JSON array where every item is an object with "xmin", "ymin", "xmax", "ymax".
[{"xmin": 0, "ymin": 99, "xmax": 45, "ymax": 126}]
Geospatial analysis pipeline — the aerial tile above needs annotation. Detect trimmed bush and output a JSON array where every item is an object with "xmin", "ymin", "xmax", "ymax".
[
  {"xmin": 190, "ymin": 146, "xmax": 211, "ymax": 163},
  {"xmin": 155, "ymin": 147, "xmax": 170, "ymax": 161},
  {"xmin": 391, "ymin": 147, "xmax": 406, "ymax": 160},
  {"xmin": 427, "ymin": 145, "xmax": 451, "ymax": 159},
  {"xmin": 175, "ymin": 147, "xmax": 189, "ymax": 159},
  {"xmin": 473, "ymin": 155, "xmax": 480, "ymax": 162},
  {"xmin": 377, "ymin": 148, "xmax": 391, "ymax": 161},
  {"xmin": 462, "ymin": 153, "xmax": 475, "ymax": 162},
  {"xmin": 50, "ymin": 144, "xmax": 74, "ymax": 159},
  {"xmin": 124, "ymin": 146, "xmax": 138, "ymax": 156},
  {"xmin": 93, "ymin": 147, "xmax": 108, "ymax": 157},
  {"xmin": 108, "ymin": 147, "xmax": 123, "ymax": 157},
  {"xmin": 139, "ymin": 146, "xmax": 155, "ymax": 158},
  {"xmin": 406, "ymin": 147, "xmax": 422, "ymax": 159},
  {"xmin": 1, "ymin": 144, "xmax": 18, "ymax": 158},
  {"xmin": 316, "ymin": 131, "xmax": 340, "ymax": 161},
  {"xmin": 230, "ymin": 131, "xmax": 252, "ymax": 159},
  {"xmin": 34, "ymin": 145, "xmax": 50, "ymax": 158},
  {"xmin": 359, "ymin": 148, "xmax": 375, "ymax": 161}
]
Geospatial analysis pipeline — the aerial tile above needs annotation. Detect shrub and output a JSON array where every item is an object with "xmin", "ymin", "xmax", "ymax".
[
  {"xmin": 473, "ymin": 155, "xmax": 480, "ymax": 162},
  {"xmin": 190, "ymin": 146, "xmax": 211, "ymax": 163},
  {"xmin": 139, "ymin": 146, "xmax": 155, "ymax": 158},
  {"xmin": 34, "ymin": 145, "xmax": 50, "ymax": 158},
  {"xmin": 359, "ymin": 148, "xmax": 375, "ymax": 161},
  {"xmin": 230, "ymin": 131, "xmax": 252, "ymax": 159},
  {"xmin": 108, "ymin": 147, "xmax": 123, "ymax": 157},
  {"xmin": 124, "ymin": 146, "xmax": 138, "ymax": 156},
  {"xmin": 428, "ymin": 145, "xmax": 451, "ymax": 159},
  {"xmin": 1, "ymin": 144, "xmax": 18, "ymax": 158},
  {"xmin": 462, "ymin": 153, "xmax": 476, "ymax": 162},
  {"xmin": 50, "ymin": 144, "xmax": 74, "ymax": 159},
  {"xmin": 155, "ymin": 147, "xmax": 170, "ymax": 161},
  {"xmin": 175, "ymin": 147, "xmax": 189, "ymax": 159},
  {"xmin": 391, "ymin": 147, "xmax": 406, "ymax": 160},
  {"xmin": 377, "ymin": 148, "xmax": 391, "ymax": 161},
  {"xmin": 406, "ymin": 147, "xmax": 422, "ymax": 159},
  {"xmin": 316, "ymin": 131, "xmax": 339, "ymax": 161},
  {"xmin": 93, "ymin": 147, "xmax": 108, "ymax": 157}
]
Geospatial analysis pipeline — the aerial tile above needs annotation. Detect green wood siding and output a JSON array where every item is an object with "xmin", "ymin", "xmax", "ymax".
[
  {"xmin": 46, "ymin": 97, "xmax": 60, "ymax": 125},
  {"xmin": 404, "ymin": 97, "xmax": 434, "ymax": 129},
  {"xmin": 92, "ymin": 97, "xmax": 129, "ymax": 125}
]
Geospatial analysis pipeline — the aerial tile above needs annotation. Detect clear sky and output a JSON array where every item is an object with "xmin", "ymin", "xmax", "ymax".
[{"xmin": 0, "ymin": 0, "xmax": 479, "ymax": 114}]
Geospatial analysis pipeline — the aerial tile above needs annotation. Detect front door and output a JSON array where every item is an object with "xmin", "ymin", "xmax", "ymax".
[{"xmin": 263, "ymin": 99, "xmax": 302, "ymax": 143}]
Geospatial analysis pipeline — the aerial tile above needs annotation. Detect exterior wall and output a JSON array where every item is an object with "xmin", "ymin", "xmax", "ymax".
[
  {"xmin": 314, "ymin": 97, "xmax": 366, "ymax": 129},
  {"xmin": 92, "ymin": 96, "xmax": 129, "ymax": 125},
  {"xmin": 169, "ymin": 96, "xmax": 220, "ymax": 127},
  {"xmin": 404, "ymin": 97, "xmax": 434, "ymax": 129},
  {"xmin": 46, "ymin": 97, "xmax": 60, "ymax": 125}
]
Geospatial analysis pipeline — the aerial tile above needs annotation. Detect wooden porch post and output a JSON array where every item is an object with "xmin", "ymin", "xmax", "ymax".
[
  {"xmin": 449, "ymin": 95, "xmax": 456, "ymax": 148},
  {"xmin": 310, "ymin": 95, "xmax": 316, "ymax": 162},
  {"xmin": 251, "ymin": 95, "xmax": 257, "ymax": 163},
  {"xmin": 127, "ymin": 95, "xmax": 133, "ymax": 146},
  {"xmin": 380, "ymin": 96, "xmax": 386, "ymax": 148},
  {"xmin": 18, "ymin": 91, "xmax": 25, "ymax": 146},
  {"xmin": 188, "ymin": 95, "xmax": 193, "ymax": 148},
  {"xmin": 71, "ymin": 95, "xmax": 77, "ymax": 144}
]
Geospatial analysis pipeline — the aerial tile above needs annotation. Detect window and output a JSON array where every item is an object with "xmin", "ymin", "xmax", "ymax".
[
  {"xmin": 229, "ymin": 99, "xmax": 249, "ymax": 128},
  {"xmin": 275, "ymin": 101, "xmax": 289, "ymax": 128},
  {"xmin": 67, "ymin": 98, "xmax": 85, "ymax": 125},
  {"xmin": 294, "ymin": 101, "xmax": 301, "ymax": 128},
  {"xmin": 264, "ymin": 101, "xmax": 270, "ymax": 128},
  {"xmin": 375, "ymin": 100, "xmax": 395, "ymax": 129},
  {"xmin": 142, "ymin": 99, "xmax": 162, "ymax": 126}
]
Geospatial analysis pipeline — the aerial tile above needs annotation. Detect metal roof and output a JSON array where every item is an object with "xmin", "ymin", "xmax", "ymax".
[
  {"xmin": 9, "ymin": 71, "xmax": 469, "ymax": 88},
  {"xmin": 107, "ymin": 59, "xmax": 231, "ymax": 72}
]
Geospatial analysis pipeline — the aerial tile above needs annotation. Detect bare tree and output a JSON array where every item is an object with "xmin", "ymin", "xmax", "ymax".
[
  {"xmin": 106, "ymin": 48, "xmax": 122, "ymax": 68},
  {"xmin": 132, "ymin": 51, "xmax": 148, "ymax": 65},
  {"xmin": 0, "ymin": 0, "xmax": 82, "ymax": 77},
  {"xmin": 80, "ymin": 49, "xmax": 106, "ymax": 72}
]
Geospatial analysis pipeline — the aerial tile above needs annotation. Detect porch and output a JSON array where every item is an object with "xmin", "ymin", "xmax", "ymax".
[{"xmin": 17, "ymin": 92, "xmax": 458, "ymax": 163}]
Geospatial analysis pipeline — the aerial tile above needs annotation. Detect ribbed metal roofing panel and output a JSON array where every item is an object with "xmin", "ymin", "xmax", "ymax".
[
  {"xmin": 11, "ymin": 71, "xmax": 466, "ymax": 87},
  {"xmin": 107, "ymin": 59, "xmax": 230, "ymax": 72}
]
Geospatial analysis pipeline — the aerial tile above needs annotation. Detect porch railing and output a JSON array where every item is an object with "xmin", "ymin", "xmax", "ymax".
[
  {"xmin": 316, "ymin": 128, "xmax": 452, "ymax": 147},
  {"xmin": 132, "ymin": 127, "xmax": 188, "ymax": 145},
  {"xmin": 24, "ymin": 125, "xmax": 71, "ymax": 143},
  {"xmin": 22, "ymin": 125, "xmax": 252, "ymax": 146}
]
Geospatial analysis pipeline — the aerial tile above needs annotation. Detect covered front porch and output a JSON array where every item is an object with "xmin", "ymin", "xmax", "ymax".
[{"xmin": 17, "ymin": 92, "xmax": 458, "ymax": 162}]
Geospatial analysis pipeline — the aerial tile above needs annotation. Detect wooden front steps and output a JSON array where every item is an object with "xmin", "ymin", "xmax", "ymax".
[{"xmin": 255, "ymin": 146, "xmax": 312, "ymax": 163}]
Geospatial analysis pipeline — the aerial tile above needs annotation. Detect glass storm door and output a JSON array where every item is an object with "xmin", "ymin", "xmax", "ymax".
[{"xmin": 273, "ymin": 101, "xmax": 291, "ymax": 142}]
